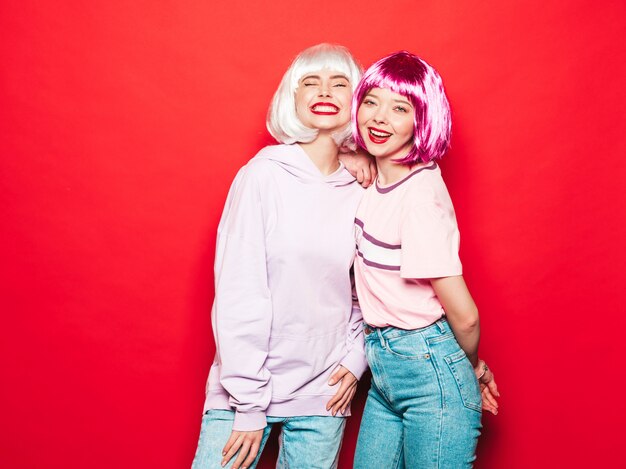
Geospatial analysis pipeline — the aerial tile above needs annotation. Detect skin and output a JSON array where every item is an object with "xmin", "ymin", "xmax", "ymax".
[
  {"xmin": 221, "ymin": 69, "xmax": 365, "ymax": 469},
  {"xmin": 357, "ymin": 87, "xmax": 500, "ymax": 415},
  {"xmin": 296, "ymin": 69, "xmax": 377, "ymax": 185},
  {"xmin": 339, "ymin": 149, "xmax": 377, "ymax": 188},
  {"xmin": 357, "ymin": 87, "xmax": 416, "ymax": 185}
]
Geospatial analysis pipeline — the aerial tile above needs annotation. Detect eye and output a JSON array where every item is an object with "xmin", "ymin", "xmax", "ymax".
[
  {"xmin": 362, "ymin": 99, "xmax": 376, "ymax": 106},
  {"xmin": 394, "ymin": 106, "xmax": 409, "ymax": 113},
  {"xmin": 333, "ymin": 81, "xmax": 348, "ymax": 87},
  {"xmin": 303, "ymin": 81, "xmax": 317, "ymax": 87}
]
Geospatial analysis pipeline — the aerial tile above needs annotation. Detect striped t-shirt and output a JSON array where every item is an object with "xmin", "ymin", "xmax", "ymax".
[{"xmin": 354, "ymin": 162, "xmax": 462, "ymax": 330}]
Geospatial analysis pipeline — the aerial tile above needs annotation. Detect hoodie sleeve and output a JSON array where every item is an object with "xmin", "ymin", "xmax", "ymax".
[
  {"xmin": 212, "ymin": 163, "xmax": 273, "ymax": 431},
  {"xmin": 338, "ymin": 268, "xmax": 368, "ymax": 379}
]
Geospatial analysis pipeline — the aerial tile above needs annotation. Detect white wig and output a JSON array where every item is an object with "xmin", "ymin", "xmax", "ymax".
[{"xmin": 267, "ymin": 43, "xmax": 362, "ymax": 146}]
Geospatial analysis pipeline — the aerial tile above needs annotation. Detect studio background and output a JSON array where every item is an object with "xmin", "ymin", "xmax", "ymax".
[{"xmin": 1, "ymin": 1, "xmax": 625, "ymax": 468}]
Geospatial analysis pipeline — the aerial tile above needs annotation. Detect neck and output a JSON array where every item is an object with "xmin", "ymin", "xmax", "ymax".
[
  {"xmin": 375, "ymin": 156, "xmax": 413, "ymax": 186},
  {"xmin": 298, "ymin": 133, "xmax": 340, "ymax": 175}
]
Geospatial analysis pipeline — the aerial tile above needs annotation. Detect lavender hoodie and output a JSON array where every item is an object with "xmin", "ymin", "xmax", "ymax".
[{"xmin": 203, "ymin": 144, "xmax": 367, "ymax": 431}]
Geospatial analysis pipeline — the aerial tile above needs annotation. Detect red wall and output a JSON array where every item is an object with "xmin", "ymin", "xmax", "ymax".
[{"xmin": 2, "ymin": 1, "xmax": 625, "ymax": 467}]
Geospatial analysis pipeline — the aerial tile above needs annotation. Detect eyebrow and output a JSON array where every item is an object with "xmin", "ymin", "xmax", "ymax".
[
  {"xmin": 301, "ymin": 74, "xmax": 349, "ymax": 81},
  {"xmin": 365, "ymin": 91, "xmax": 413, "ymax": 108},
  {"xmin": 393, "ymin": 99, "xmax": 413, "ymax": 108}
]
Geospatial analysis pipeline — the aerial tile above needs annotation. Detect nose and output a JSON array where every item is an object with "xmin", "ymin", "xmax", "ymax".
[
  {"xmin": 318, "ymin": 82, "xmax": 332, "ymax": 97},
  {"xmin": 373, "ymin": 106, "xmax": 388, "ymax": 124}
]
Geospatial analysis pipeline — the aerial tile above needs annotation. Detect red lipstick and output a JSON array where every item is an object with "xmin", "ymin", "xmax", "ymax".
[
  {"xmin": 367, "ymin": 127, "xmax": 392, "ymax": 144},
  {"xmin": 310, "ymin": 102, "xmax": 339, "ymax": 115}
]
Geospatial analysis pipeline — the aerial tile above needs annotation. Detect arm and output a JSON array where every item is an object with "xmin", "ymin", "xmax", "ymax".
[
  {"xmin": 327, "ymin": 271, "xmax": 368, "ymax": 415},
  {"xmin": 213, "ymin": 164, "xmax": 273, "ymax": 432},
  {"xmin": 338, "ymin": 149, "xmax": 377, "ymax": 188},
  {"xmin": 430, "ymin": 276, "xmax": 499, "ymax": 414},
  {"xmin": 213, "ymin": 165, "xmax": 272, "ymax": 468},
  {"xmin": 338, "ymin": 271, "xmax": 368, "ymax": 379},
  {"xmin": 430, "ymin": 276, "xmax": 479, "ymax": 367},
  {"xmin": 400, "ymin": 190, "xmax": 499, "ymax": 414}
]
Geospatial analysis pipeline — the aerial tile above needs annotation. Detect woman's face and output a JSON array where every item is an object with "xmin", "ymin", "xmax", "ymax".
[
  {"xmin": 294, "ymin": 69, "xmax": 352, "ymax": 133},
  {"xmin": 357, "ymin": 87, "xmax": 415, "ymax": 160}
]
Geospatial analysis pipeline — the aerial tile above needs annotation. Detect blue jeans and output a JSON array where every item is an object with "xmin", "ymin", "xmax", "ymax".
[
  {"xmin": 191, "ymin": 410, "xmax": 346, "ymax": 469},
  {"xmin": 354, "ymin": 319, "xmax": 482, "ymax": 468}
]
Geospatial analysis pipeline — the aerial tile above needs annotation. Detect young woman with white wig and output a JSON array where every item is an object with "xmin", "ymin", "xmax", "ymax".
[{"xmin": 191, "ymin": 43, "xmax": 373, "ymax": 469}]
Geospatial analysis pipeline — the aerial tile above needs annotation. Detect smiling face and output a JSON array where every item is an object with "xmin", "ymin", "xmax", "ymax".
[
  {"xmin": 294, "ymin": 69, "xmax": 352, "ymax": 133},
  {"xmin": 357, "ymin": 87, "xmax": 415, "ymax": 161}
]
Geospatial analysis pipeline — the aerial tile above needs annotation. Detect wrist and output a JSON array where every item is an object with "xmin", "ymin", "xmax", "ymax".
[
  {"xmin": 233, "ymin": 410, "xmax": 267, "ymax": 432},
  {"xmin": 474, "ymin": 360, "xmax": 488, "ymax": 381}
]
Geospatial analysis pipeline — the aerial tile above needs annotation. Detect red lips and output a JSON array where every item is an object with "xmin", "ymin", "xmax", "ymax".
[
  {"xmin": 310, "ymin": 102, "xmax": 340, "ymax": 115},
  {"xmin": 367, "ymin": 127, "xmax": 392, "ymax": 144}
]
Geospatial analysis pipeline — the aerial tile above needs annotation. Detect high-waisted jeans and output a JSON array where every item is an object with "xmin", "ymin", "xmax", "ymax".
[{"xmin": 354, "ymin": 318, "xmax": 482, "ymax": 468}]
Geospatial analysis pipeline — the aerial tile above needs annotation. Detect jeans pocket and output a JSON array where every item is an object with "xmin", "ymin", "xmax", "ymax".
[
  {"xmin": 385, "ymin": 332, "xmax": 431, "ymax": 360},
  {"xmin": 444, "ymin": 349, "xmax": 482, "ymax": 413}
]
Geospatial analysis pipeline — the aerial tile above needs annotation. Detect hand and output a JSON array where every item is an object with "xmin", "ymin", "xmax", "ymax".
[
  {"xmin": 326, "ymin": 366, "xmax": 358, "ymax": 416},
  {"xmin": 475, "ymin": 359, "xmax": 500, "ymax": 415},
  {"xmin": 221, "ymin": 429, "xmax": 264, "ymax": 469},
  {"xmin": 338, "ymin": 150, "xmax": 377, "ymax": 188}
]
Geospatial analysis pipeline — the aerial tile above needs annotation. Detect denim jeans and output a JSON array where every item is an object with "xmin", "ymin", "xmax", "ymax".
[
  {"xmin": 191, "ymin": 410, "xmax": 346, "ymax": 469},
  {"xmin": 354, "ymin": 319, "xmax": 482, "ymax": 469}
]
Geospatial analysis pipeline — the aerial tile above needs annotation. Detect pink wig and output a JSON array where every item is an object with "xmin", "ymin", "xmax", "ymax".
[{"xmin": 352, "ymin": 51, "xmax": 451, "ymax": 165}]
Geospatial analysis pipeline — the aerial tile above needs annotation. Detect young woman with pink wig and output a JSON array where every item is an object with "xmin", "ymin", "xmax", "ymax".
[{"xmin": 351, "ymin": 51, "xmax": 499, "ymax": 468}]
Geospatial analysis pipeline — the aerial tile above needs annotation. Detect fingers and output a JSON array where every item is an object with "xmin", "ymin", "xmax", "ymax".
[
  {"xmin": 326, "ymin": 387, "xmax": 342, "ymax": 411},
  {"xmin": 222, "ymin": 431, "xmax": 263, "ymax": 469},
  {"xmin": 327, "ymin": 367, "xmax": 358, "ymax": 414},
  {"xmin": 328, "ymin": 380, "xmax": 357, "ymax": 416},
  {"xmin": 487, "ymin": 378, "xmax": 500, "ymax": 397},
  {"xmin": 482, "ymin": 387, "xmax": 498, "ymax": 409},
  {"xmin": 230, "ymin": 438, "xmax": 251, "ymax": 469},
  {"xmin": 339, "ymin": 384, "xmax": 357, "ymax": 414},
  {"xmin": 356, "ymin": 168, "xmax": 365, "ymax": 184},
  {"xmin": 241, "ymin": 440, "xmax": 261, "ymax": 469},
  {"xmin": 369, "ymin": 161, "xmax": 378, "ymax": 181},
  {"xmin": 328, "ymin": 366, "xmax": 349, "ymax": 386},
  {"xmin": 333, "ymin": 384, "xmax": 353, "ymax": 415},
  {"xmin": 361, "ymin": 165, "xmax": 372, "ymax": 187},
  {"xmin": 326, "ymin": 379, "xmax": 349, "ymax": 411},
  {"xmin": 221, "ymin": 432, "xmax": 243, "ymax": 466},
  {"xmin": 481, "ymin": 387, "xmax": 499, "ymax": 415}
]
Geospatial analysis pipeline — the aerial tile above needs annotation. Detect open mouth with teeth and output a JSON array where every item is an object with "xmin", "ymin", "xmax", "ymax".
[
  {"xmin": 367, "ymin": 127, "xmax": 392, "ymax": 144},
  {"xmin": 310, "ymin": 102, "xmax": 339, "ymax": 115}
]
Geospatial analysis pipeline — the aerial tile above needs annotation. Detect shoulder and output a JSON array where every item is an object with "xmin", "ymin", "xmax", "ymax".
[
  {"xmin": 409, "ymin": 162, "xmax": 446, "ymax": 189},
  {"xmin": 403, "ymin": 164, "xmax": 453, "ymax": 212},
  {"xmin": 242, "ymin": 144, "xmax": 298, "ymax": 176},
  {"xmin": 231, "ymin": 145, "xmax": 283, "ymax": 184}
]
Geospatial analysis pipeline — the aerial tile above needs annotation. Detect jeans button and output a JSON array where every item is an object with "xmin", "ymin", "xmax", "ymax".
[{"xmin": 364, "ymin": 326, "xmax": 372, "ymax": 335}]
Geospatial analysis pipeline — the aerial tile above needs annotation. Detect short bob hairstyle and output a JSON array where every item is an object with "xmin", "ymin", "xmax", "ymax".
[
  {"xmin": 267, "ymin": 43, "xmax": 362, "ymax": 146},
  {"xmin": 352, "ymin": 51, "xmax": 451, "ymax": 165}
]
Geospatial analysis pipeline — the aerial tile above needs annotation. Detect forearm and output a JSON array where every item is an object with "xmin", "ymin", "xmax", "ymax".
[
  {"xmin": 430, "ymin": 275, "xmax": 480, "ymax": 367},
  {"xmin": 340, "ymin": 321, "xmax": 368, "ymax": 380},
  {"xmin": 213, "ymin": 166, "xmax": 273, "ymax": 429},
  {"xmin": 340, "ymin": 278, "xmax": 368, "ymax": 379},
  {"xmin": 445, "ymin": 312, "xmax": 480, "ymax": 367}
]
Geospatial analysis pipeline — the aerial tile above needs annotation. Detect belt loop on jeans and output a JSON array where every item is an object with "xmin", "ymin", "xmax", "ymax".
[
  {"xmin": 436, "ymin": 318, "xmax": 446, "ymax": 333},
  {"xmin": 375, "ymin": 328, "xmax": 387, "ymax": 349}
]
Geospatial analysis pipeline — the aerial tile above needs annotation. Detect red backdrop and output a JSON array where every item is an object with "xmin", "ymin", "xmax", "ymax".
[{"xmin": 2, "ymin": 1, "xmax": 625, "ymax": 467}]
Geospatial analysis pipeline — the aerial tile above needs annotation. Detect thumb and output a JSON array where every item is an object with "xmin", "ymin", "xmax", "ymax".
[{"xmin": 328, "ymin": 366, "xmax": 348, "ymax": 385}]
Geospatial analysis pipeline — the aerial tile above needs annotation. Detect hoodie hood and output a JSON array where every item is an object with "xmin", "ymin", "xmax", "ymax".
[{"xmin": 254, "ymin": 144, "xmax": 357, "ymax": 187}]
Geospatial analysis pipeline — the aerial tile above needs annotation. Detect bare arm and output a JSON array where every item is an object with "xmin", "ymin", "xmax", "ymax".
[
  {"xmin": 431, "ymin": 275, "xmax": 500, "ymax": 414},
  {"xmin": 430, "ymin": 275, "xmax": 479, "ymax": 367}
]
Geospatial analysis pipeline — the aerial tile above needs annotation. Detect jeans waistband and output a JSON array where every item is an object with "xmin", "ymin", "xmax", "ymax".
[{"xmin": 363, "ymin": 317, "xmax": 450, "ymax": 343}]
